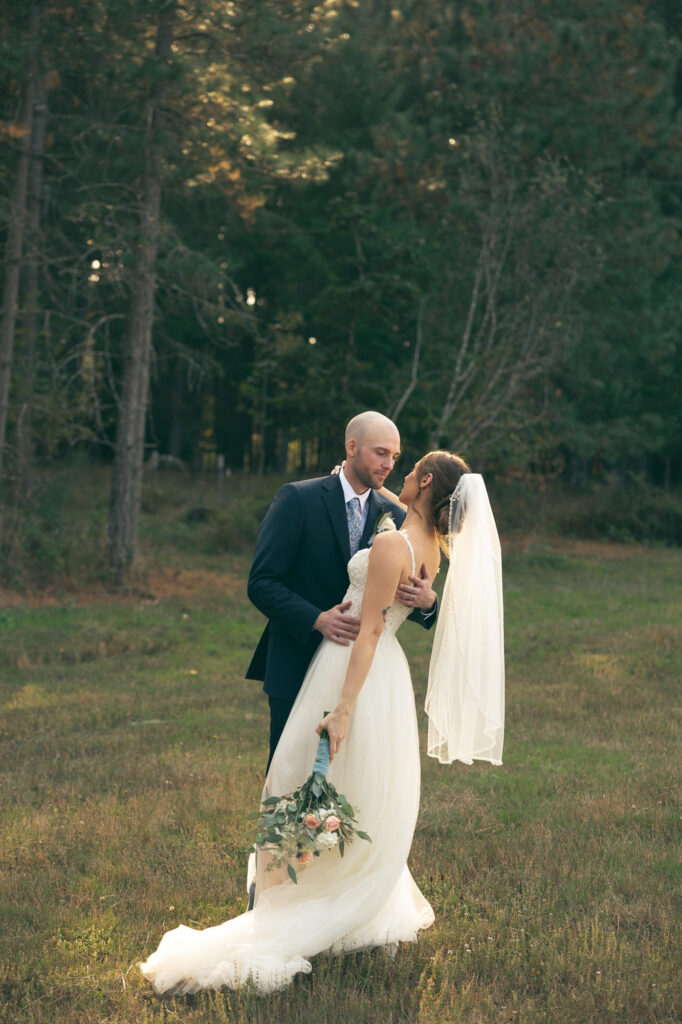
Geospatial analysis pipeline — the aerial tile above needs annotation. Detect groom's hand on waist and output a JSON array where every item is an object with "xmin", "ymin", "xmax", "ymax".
[{"xmin": 314, "ymin": 602, "xmax": 361, "ymax": 646}]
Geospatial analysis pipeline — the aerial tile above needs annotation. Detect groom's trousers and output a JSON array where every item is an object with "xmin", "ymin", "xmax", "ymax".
[{"xmin": 267, "ymin": 695, "xmax": 295, "ymax": 773}]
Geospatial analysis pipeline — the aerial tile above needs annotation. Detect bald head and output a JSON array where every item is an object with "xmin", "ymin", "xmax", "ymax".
[
  {"xmin": 345, "ymin": 411, "xmax": 399, "ymax": 446},
  {"xmin": 343, "ymin": 411, "xmax": 401, "ymax": 491}
]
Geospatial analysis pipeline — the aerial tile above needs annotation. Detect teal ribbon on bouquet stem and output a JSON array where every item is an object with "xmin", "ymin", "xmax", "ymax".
[{"xmin": 312, "ymin": 710, "xmax": 331, "ymax": 777}]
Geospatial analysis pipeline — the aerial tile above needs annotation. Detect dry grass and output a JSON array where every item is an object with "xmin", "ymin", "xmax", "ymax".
[{"xmin": 0, "ymin": 542, "xmax": 680, "ymax": 1023}]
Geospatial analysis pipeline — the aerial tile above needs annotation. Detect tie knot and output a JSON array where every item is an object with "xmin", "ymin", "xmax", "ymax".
[{"xmin": 348, "ymin": 497, "xmax": 361, "ymax": 511}]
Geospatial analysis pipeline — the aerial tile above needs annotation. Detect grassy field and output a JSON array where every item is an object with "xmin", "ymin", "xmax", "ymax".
[{"xmin": 1, "ymin": 513, "xmax": 680, "ymax": 1022}]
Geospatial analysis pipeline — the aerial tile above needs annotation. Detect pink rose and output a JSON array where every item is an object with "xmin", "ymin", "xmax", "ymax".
[
  {"xmin": 296, "ymin": 850, "xmax": 313, "ymax": 865},
  {"xmin": 324, "ymin": 815, "xmax": 341, "ymax": 832},
  {"xmin": 303, "ymin": 813, "xmax": 320, "ymax": 829}
]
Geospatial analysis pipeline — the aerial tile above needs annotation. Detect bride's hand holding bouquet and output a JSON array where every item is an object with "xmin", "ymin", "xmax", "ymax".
[{"xmin": 316, "ymin": 705, "xmax": 350, "ymax": 761}]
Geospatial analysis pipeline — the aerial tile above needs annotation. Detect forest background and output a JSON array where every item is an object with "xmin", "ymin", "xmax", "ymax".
[{"xmin": 1, "ymin": 0, "xmax": 682, "ymax": 584}]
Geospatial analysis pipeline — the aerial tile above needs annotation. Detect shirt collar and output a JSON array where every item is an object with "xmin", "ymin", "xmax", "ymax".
[{"xmin": 339, "ymin": 467, "xmax": 371, "ymax": 511}]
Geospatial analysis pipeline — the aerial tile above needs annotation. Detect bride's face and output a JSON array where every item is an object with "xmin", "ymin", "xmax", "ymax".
[{"xmin": 399, "ymin": 465, "xmax": 420, "ymax": 505}]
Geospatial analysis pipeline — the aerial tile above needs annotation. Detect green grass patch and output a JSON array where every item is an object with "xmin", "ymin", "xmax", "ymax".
[{"xmin": 0, "ymin": 546, "xmax": 680, "ymax": 1022}]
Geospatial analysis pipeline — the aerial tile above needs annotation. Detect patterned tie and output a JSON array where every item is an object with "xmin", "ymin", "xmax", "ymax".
[{"xmin": 346, "ymin": 496, "xmax": 362, "ymax": 557}]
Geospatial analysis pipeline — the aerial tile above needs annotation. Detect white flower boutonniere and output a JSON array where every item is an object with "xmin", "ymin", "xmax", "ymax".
[{"xmin": 368, "ymin": 511, "xmax": 397, "ymax": 546}]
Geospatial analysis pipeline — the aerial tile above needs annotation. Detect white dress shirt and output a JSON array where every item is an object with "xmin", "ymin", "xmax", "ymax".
[{"xmin": 339, "ymin": 467, "xmax": 371, "ymax": 533}]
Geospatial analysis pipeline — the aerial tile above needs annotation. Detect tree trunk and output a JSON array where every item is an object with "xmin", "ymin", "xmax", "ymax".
[
  {"xmin": 0, "ymin": 2, "xmax": 39, "ymax": 482},
  {"xmin": 226, "ymin": 406, "xmax": 248, "ymax": 472},
  {"xmin": 168, "ymin": 358, "xmax": 184, "ymax": 458},
  {"xmin": 264, "ymin": 421, "xmax": 277, "ymax": 472},
  {"xmin": 257, "ymin": 368, "xmax": 267, "ymax": 476},
  {"xmin": 17, "ymin": 67, "xmax": 48, "ymax": 496},
  {"xmin": 107, "ymin": 1, "xmax": 175, "ymax": 579},
  {"xmin": 276, "ymin": 427, "xmax": 289, "ymax": 473}
]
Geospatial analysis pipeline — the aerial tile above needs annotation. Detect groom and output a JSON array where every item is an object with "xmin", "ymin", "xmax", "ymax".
[{"xmin": 246, "ymin": 411, "xmax": 438, "ymax": 770}]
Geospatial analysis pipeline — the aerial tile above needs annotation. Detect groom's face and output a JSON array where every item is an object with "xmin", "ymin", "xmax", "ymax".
[{"xmin": 346, "ymin": 429, "xmax": 401, "ymax": 490}]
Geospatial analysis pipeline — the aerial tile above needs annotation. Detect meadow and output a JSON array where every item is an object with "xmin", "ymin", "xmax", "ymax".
[{"xmin": 0, "ymin": 472, "xmax": 680, "ymax": 1023}]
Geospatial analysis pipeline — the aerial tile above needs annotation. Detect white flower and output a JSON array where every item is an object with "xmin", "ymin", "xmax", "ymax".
[
  {"xmin": 315, "ymin": 831, "xmax": 338, "ymax": 850},
  {"xmin": 369, "ymin": 512, "xmax": 397, "ymax": 546},
  {"xmin": 375, "ymin": 513, "xmax": 396, "ymax": 534}
]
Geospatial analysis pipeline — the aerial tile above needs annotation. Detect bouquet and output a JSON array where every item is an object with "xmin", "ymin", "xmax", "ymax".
[{"xmin": 252, "ymin": 715, "xmax": 371, "ymax": 883}]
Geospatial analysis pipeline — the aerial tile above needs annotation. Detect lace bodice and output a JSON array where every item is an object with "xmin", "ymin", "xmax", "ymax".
[{"xmin": 342, "ymin": 530, "xmax": 416, "ymax": 637}]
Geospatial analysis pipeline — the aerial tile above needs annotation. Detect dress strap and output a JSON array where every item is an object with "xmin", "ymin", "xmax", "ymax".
[{"xmin": 398, "ymin": 529, "xmax": 416, "ymax": 576}]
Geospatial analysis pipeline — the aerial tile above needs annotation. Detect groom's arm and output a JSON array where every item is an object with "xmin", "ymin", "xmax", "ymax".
[
  {"xmin": 247, "ymin": 484, "xmax": 321, "ymax": 645},
  {"xmin": 407, "ymin": 599, "xmax": 438, "ymax": 631}
]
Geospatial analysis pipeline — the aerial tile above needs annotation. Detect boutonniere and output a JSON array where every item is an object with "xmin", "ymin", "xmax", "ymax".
[{"xmin": 368, "ymin": 511, "xmax": 397, "ymax": 546}]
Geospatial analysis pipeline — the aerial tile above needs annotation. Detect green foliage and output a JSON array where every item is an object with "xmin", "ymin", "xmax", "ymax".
[
  {"xmin": 487, "ymin": 474, "xmax": 682, "ymax": 547},
  {"xmin": 215, "ymin": 0, "xmax": 682, "ymax": 476},
  {"xmin": 141, "ymin": 486, "xmax": 272, "ymax": 555},
  {"xmin": 0, "ymin": 464, "xmax": 108, "ymax": 587},
  {"xmin": 559, "ymin": 477, "xmax": 682, "ymax": 544},
  {"xmin": 1, "ymin": 0, "xmax": 681, "ymax": 567}
]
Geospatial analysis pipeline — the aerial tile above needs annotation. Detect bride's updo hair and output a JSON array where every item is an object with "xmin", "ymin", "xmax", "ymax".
[{"xmin": 415, "ymin": 450, "xmax": 471, "ymax": 545}]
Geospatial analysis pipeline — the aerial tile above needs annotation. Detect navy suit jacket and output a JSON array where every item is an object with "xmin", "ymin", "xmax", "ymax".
[{"xmin": 246, "ymin": 475, "xmax": 437, "ymax": 702}]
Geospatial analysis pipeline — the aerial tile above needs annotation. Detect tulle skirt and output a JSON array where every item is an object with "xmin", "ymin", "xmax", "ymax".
[{"xmin": 139, "ymin": 631, "xmax": 434, "ymax": 995}]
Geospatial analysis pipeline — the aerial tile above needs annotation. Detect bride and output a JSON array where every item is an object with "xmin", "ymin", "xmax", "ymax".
[{"xmin": 139, "ymin": 450, "xmax": 504, "ymax": 995}]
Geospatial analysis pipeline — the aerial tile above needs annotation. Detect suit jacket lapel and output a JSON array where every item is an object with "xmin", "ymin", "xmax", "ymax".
[
  {"xmin": 360, "ymin": 489, "xmax": 384, "ymax": 549},
  {"xmin": 321, "ymin": 476, "xmax": 351, "ymax": 564}
]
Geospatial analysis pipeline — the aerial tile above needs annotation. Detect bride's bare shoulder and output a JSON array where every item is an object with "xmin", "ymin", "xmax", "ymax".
[
  {"xmin": 369, "ymin": 530, "xmax": 410, "ymax": 557},
  {"xmin": 368, "ymin": 530, "xmax": 412, "ymax": 573}
]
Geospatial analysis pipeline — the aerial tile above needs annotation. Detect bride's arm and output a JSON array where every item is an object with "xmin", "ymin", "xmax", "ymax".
[
  {"xmin": 376, "ymin": 485, "xmax": 407, "ymax": 511},
  {"xmin": 316, "ymin": 531, "xmax": 408, "ymax": 759}
]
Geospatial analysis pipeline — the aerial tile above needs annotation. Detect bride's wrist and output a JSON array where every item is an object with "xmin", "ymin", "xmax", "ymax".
[{"xmin": 334, "ymin": 702, "xmax": 352, "ymax": 717}]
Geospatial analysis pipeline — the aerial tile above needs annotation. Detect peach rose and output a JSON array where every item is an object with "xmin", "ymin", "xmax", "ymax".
[
  {"xmin": 296, "ymin": 850, "xmax": 313, "ymax": 865},
  {"xmin": 324, "ymin": 815, "xmax": 341, "ymax": 831},
  {"xmin": 303, "ymin": 813, "xmax": 320, "ymax": 829}
]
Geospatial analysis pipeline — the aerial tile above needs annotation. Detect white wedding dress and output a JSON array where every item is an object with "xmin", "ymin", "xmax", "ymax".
[{"xmin": 140, "ymin": 531, "xmax": 435, "ymax": 995}]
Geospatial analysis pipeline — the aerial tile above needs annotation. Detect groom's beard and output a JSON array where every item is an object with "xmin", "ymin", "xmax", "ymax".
[{"xmin": 351, "ymin": 461, "xmax": 388, "ymax": 491}]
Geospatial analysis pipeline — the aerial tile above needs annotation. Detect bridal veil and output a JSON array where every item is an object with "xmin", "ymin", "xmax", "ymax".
[{"xmin": 425, "ymin": 473, "xmax": 505, "ymax": 765}]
